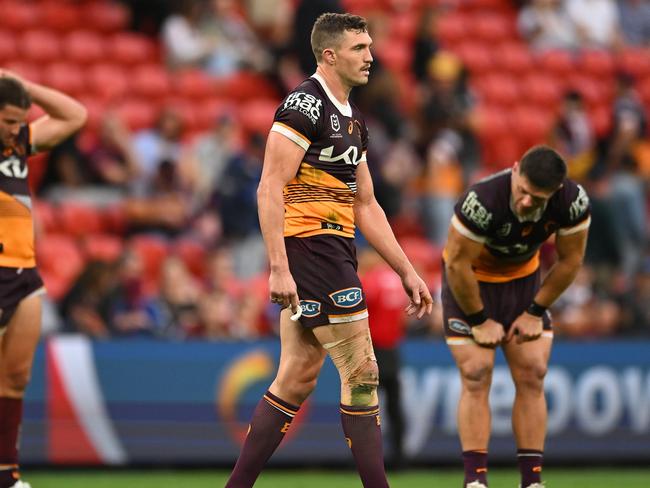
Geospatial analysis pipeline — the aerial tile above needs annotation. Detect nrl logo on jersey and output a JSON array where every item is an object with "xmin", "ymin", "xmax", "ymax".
[
  {"xmin": 0, "ymin": 155, "xmax": 27, "ymax": 179},
  {"xmin": 330, "ymin": 114, "xmax": 340, "ymax": 132},
  {"xmin": 283, "ymin": 92, "xmax": 323, "ymax": 124},
  {"xmin": 461, "ymin": 191, "xmax": 492, "ymax": 230}
]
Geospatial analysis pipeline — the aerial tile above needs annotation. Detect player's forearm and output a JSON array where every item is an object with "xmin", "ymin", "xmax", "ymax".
[
  {"xmin": 533, "ymin": 257, "xmax": 583, "ymax": 308},
  {"xmin": 257, "ymin": 181, "xmax": 290, "ymax": 272},
  {"xmin": 24, "ymin": 81, "xmax": 86, "ymax": 126},
  {"xmin": 445, "ymin": 259, "xmax": 484, "ymax": 314},
  {"xmin": 355, "ymin": 198, "xmax": 414, "ymax": 278}
]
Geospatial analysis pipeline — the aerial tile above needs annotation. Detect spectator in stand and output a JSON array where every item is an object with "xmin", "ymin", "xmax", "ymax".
[
  {"xmin": 618, "ymin": 0, "xmax": 650, "ymax": 46},
  {"xmin": 194, "ymin": 290, "xmax": 235, "ymax": 339},
  {"xmin": 38, "ymin": 134, "xmax": 93, "ymax": 198},
  {"xmin": 360, "ymin": 247, "xmax": 407, "ymax": 469},
  {"xmin": 567, "ymin": 0, "xmax": 623, "ymax": 49},
  {"xmin": 549, "ymin": 91, "xmax": 596, "ymax": 182},
  {"xmin": 412, "ymin": 7, "xmax": 439, "ymax": 82},
  {"xmin": 518, "ymin": 0, "xmax": 578, "ymax": 51}
]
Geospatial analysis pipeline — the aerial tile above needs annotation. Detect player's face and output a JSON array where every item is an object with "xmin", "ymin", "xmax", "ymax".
[
  {"xmin": 0, "ymin": 104, "xmax": 28, "ymax": 146},
  {"xmin": 511, "ymin": 163, "xmax": 558, "ymax": 218},
  {"xmin": 333, "ymin": 30, "xmax": 373, "ymax": 87}
]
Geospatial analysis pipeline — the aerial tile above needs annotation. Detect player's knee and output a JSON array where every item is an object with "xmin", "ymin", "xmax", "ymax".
[
  {"xmin": 458, "ymin": 360, "xmax": 493, "ymax": 391},
  {"xmin": 343, "ymin": 357, "xmax": 379, "ymax": 407},
  {"xmin": 275, "ymin": 367, "xmax": 320, "ymax": 404},
  {"xmin": 0, "ymin": 366, "xmax": 31, "ymax": 393},
  {"xmin": 512, "ymin": 361, "xmax": 547, "ymax": 392}
]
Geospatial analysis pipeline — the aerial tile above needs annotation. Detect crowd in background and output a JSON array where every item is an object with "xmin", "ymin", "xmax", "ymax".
[{"xmin": 27, "ymin": 0, "xmax": 650, "ymax": 339}]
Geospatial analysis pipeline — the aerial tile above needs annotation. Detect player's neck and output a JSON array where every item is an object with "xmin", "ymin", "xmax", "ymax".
[{"xmin": 315, "ymin": 66, "xmax": 352, "ymax": 104}]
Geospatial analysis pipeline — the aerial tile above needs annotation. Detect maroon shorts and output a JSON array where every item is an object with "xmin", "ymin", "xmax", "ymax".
[
  {"xmin": 285, "ymin": 235, "xmax": 368, "ymax": 328},
  {"xmin": 0, "ymin": 266, "xmax": 44, "ymax": 329},
  {"xmin": 441, "ymin": 266, "xmax": 552, "ymax": 342}
]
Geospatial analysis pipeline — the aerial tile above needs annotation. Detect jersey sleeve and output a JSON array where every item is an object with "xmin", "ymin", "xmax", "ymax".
[
  {"xmin": 270, "ymin": 89, "xmax": 324, "ymax": 151},
  {"xmin": 556, "ymin": 181, "xmax": 591, "ymax": 235},
  {"xmin": 451, "ymin": 187, "xmax": 494, "ymax": 243},
  {"xmin": 22, "ymin": 124, "xmax": 34, "ymax": 155},
  {"xmin": 359, "ymin": 117, "xmax": 369, "ymax": 164}
]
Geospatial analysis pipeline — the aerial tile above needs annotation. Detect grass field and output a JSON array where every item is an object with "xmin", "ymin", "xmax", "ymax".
[{"xmin": 21, "ymin": 468, "xmax": 650, "ymax": 488}]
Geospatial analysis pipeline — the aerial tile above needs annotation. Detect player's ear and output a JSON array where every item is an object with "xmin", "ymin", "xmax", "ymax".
[{"xmin": 323, "ymin": 48, "xmax": 336, "ymax": 65}]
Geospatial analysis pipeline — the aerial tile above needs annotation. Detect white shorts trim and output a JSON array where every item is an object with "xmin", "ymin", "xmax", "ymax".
[{"xmin": 328, "ymin": 310, "xmax": 369, "ymax": 324}]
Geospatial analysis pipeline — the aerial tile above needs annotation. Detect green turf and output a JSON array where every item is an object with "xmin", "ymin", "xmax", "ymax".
[{"xmin": 21, "ymin": 468, "xmax": 650, "ymax": 488}]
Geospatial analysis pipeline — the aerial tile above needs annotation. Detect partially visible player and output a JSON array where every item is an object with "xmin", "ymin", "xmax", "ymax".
[
  {"xmin": 225, "ymin": 13, "xmax": 432, "ymax": 488},
  {"xmin": 442, "ymin": 146, "xmax": 590, "ymax": 488},
  {"xmin": 0, "ymin": 70, "xmax": 87, "ymax": 488}
]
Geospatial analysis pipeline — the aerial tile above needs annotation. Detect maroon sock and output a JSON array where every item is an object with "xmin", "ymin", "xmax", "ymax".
[
  {"xmin": 340, "ymin": 404, "xmax": 389, "ymax": 488},
  {"xmin": 517, "ymin": 449, "xmax": 543, "ymax": 487},
  {"xmin": 0, "ymin": 397, "xmax": 22, "ymax": 488},
  {"xmin": 225, "ymin": 391, "xmax": 299, "ymax": 488},
  {"xmin": 462, "ymin": 450, "xmax": 488, "ymax": 486}
]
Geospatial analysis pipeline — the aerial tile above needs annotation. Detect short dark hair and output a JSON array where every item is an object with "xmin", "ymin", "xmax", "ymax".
[
  {"xmin": 311, "ymin": 13, "xmax": 368, "ymax": 63},
  {"xmin": 519, "ymin": 145, "xmax": 567, "ymax": 190},
  {"xmin": 0, "ymin": 77, "xmax": 31, "ymax": 110}
]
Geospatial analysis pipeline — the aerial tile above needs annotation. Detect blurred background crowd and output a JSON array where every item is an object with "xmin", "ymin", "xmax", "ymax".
[{"xmin": 2, "ymin": 0, "xmax": 649, "ymax": 340}]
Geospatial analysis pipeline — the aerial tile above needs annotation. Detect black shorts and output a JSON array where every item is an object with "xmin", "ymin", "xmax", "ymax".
[
  {"xmin": 285, "ymin": 235, "xmax": 368, "ymax": 328},
  {"xmin": 441, "ymin": 266, "xmax": 552, "ymax": 344},
  {"xmin": 0, "ymin": 266, "xmax": 44, "ymax": 330}
]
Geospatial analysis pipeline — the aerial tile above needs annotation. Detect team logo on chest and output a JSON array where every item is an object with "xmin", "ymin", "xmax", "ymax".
[{"xmin": 330, "ymin": 114, "xmax": 340, "ymax": 132}]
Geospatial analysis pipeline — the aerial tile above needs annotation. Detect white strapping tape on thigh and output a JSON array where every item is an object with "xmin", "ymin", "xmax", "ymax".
[{"xmin": 322, "ymin": 337, "xmax": 347, "ymax": 350}]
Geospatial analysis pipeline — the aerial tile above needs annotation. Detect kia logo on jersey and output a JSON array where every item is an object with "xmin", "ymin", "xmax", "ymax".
[{"xmin": 329, "ymin": 287, "xmax": 363, "ymax": 308}]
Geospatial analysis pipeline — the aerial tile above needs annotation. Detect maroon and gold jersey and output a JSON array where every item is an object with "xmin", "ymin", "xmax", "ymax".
[
  {"xmin": 445, "ymin": 169, "xmax": 591, "ymax": 283},
  {"xmin": 270, "ymin": 73, "xmax": 368, "ymax": 238},
  {"xmin": 0, "ymin": 124, "xmax": 36, "ymax": 268}
]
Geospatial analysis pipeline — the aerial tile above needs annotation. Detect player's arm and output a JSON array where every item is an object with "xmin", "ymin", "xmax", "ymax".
[
  {"xmin": 445, "ymin": 224, "xmax": 505, "ymax": 346},
  {"xmin": 533, "ymin": 228, "xmax": 588, "ymax": 309},
  {"xmin": 0, "ymin": 70, "xmax": 87, "ymax": 151},
  {"xmin": 354, "ymin": 162, "xmax": 432, "ymax": 318},
  {"xmin": 257, "ymin": 130, "xmax": 304, "ymax": 312}
]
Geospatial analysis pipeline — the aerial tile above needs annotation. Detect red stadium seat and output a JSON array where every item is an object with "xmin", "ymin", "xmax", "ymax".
[
  {"xmin": 239, "ymin": 99, "xmax": 278, "ymax": 135},
  {"xmin": 132, "ymin": 64, "xmax": 172, "ymax": 99},
  {"xmin": 376, "ymin": 41, "xmax": 412, "ymax": 73},
  {"xmin": 4, "ymin": 61, "xmax": 41, "ymax": 84},
  {"xmin": 578, "ymin": 50, "xmax": 615, "ymax": 77},
  {"xmin": 0, "ymin": 2, "xmax": 41, "ymax": 31},
  {"xmin": 511, "ymin": 105, "xmax": 554, "ymax": 145},
  {"xmin": 193, "ymin": 97, "xmax": 236, "ymax": 132},
  {"xmin": 163, "ymin": 98, "xmax": 198, "ymax": 133},
  {"xmin": 475, "ymin": 105, "xmax": 510, "ymax": 139},
  {"xmin": 36, "ymin": 234, "xmax": 85, "ymax": 299},
  {"xmin": 172, "ymin": 238, "xmax": 207, "ymax": 278},
  {"xmin": 469, "ymin": 13, "xmax": 516, "ymax": 43},
  {"xmin": 116, "ymin": 99, "xmax": 157, "ymax": 131},
  {"xmin": 436, "ymin": 13, "xmax": 468, "ymax": 47},
  {"xmin": 41, "ymin": 2, "xmax": 81, "ymax": 31},
  {"xmin": 43, "ymin": 62, "xmax": 86, "ymax": 96},
  {"xmin": 59, "ymin": 203, "xmax": 105, "ymax": 237},
  {"xmin": 82, "ymin": 2, "xmax": 130, "ymax": 34},
  {"xmin": 175, "ymin": 70, "xmax": 215, "ymax": 100},
  {"xmin": 217, "ymin": 72, "xmax": 278, "ymax": 101},
  {"xmin": 75, "ymin": 96, "xmax": 106, "ymax": 133},
  {"xmin": 83, "ymin": 234, "xmax": 124, "ymax": 262},
  {"xmin": 87, "ymin": 63, "xmax": 128, "ymax": 101},
  {"xmin": 588, "ymin": 105, "xmax": 613, "ymax": 138},
  {"xmin": 103, "ymin": 204, "xmax": 127, "ymax": 234},
  {"xmin": 20, "ymin": 29, "xmax": 61, "ymax": 63},
  {"xmin": 474, "ymin": 73, "xmax": 520, "ymax": 105},
  {"xmin": 536, "ymin": 49, "xmax": 575, "ymax": 77},
  {"xmin": 33, "ymin": 200, "xmax": 59, "ymax": 235},
  {"xmin": 617, "ymin": 47, "xmax": 650, "ymax": 79},
  {"xmin": 63, "ymin": 30, "xmax": 105, "ymax": 65},
  {"xmin": 129, "ymin": 234, "xmax": 170, "ymax": 287},
  {"xmin": 566, "ymin": 74, "xmax": 611, "ymax": 107},
  {"xmin": 0, "ymin": 30, "xmax": 17, "ymax": 62},
  {"xmin": 109, "ymin": 33, "xmax": 156, "ymax": 66},
  {"xmin": 495, "ymin": 41, "xmax": 533, "ymax": 74},
  {"xmin": 522, "ymin": 73, "xmax": 563, "ymax": 107},
  {"xmin": 389, "ymin": 11, "xmax": 418, "ymax": 42},
  {"xmin": 454, "ymin": 41, "xmax": 494, "ymax": 74}
]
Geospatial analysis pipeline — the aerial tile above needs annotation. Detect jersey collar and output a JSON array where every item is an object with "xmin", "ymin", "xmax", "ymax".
[{"xmin": 311, "ymin": 72, "xmax": 352, "ymax": 117}]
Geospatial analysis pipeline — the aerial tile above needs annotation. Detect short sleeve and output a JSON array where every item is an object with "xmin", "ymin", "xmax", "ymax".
[
  {"xmin": 451, "ymin": 189, "xmax": 494, "ymax": 243},
  {"xmin": 359, "ymin": 117, "xmax": 369, "ymax": 164},
  {"xmin": 557, "ymin": 181, "xmax": 591, "ymax": 235},
  {"xmin": 270, "ymin": 90, "xmax": 324, "ymax": 151}
]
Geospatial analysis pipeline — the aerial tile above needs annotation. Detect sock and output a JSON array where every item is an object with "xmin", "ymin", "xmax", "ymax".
[
  {"xmin": 517, "ymin": 449, "xmax": 543, "ymax": 487},
  {"xmin": 340, "ymin": 404, "xmax": 389, "ymax": 488},
  {"xmin": 463, "ymin": 450, "xmax": 488, "ymax": 486},
  {"xmin": 225, "ymin": 391, "xmax": 299, "ymax": 488},
  {"xmin": 0, "ymin": 397, "xmax": 22, "ymax": 488}
]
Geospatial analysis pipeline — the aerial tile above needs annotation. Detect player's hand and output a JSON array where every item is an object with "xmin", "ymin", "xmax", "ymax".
[
  {"xmin": 506, "ymin": 312, "xmax": 543, "ymax": 344},
  {"xmin": 268, "ymin": 268, "xmax": 300, "ymax": 316},
  {"xmin": 471, "ymin": 319, "xmax": 506, "ymax": 348},
  {"xmin": 401, "ymin": 272, "xmax": 434, "ymax": 319}
]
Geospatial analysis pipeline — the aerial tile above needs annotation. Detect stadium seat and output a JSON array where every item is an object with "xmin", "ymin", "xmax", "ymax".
[
  {"xmin": 495, "ymin": 41, "xmax": 533, "ymax": 75},
  {"xmin": 82, "ymin": 1, "xmax": 130, "ymax": 34},
  {"xmin": 536, "ymin": 49, "xmax": 575, "ymax": 77},
  {"xmin": 43, "ymin": 62, "xmax": 86, "ymax": 97},
  {"xmin": 239, "ymin": 99, "xmax": 279, "ymax": 135},
  {"xmin": 193, "ymin": 97, "xmax": 236, "ymax": 132},
  {"xmin": 0, "ymin": 30, "xmax": 17, "ymax": 62},
  {"xmin": 75, "ymin": 96, "xmax": 106, "ymax": 133},
  {"xmin": 588, "ymin": 104, "xmax": 613, "ymax": 138},
  {"xmin": 87, "ymin": 63, "xmax": 128, "ymax": 101},
  {"xmin": 27, "ymin": 152, "xmax": 47, "ymax": 194},
  {"xmin": 474, "ymin": 73, "xmax": 520, "ymax": 105},
  {"xmin": 566, "ymin": 74, "xmax": 610, "ymax": 107},
  {"xmin": 175, "ymin": 70, "xmax": 216, "ymax": 100},
  {"xmin": 59, "ymin": 203, "xmax": 106, "ymax": 237},
  {"xmin": 389, "ymin": 11, "xmax": 418, "ymax": 42},
  {"xmin": 163, "ymin": 98, "xmax": 198, "ymax": 134},
  {"xmin": 41, "ymin": 2, "xmax": 81, "ymax": 32},
  {"xmin": 617, "ymin": 47, "xmax": 650, "ymax": 79},
  {"xmin": 36, "ymin": 234, "xmax": 85, "ymax": 299},
  {"xmin": 103, "ymin": 204, "xmax": 128, "ymax": 234},
  {"xmin": 436, "ymin": 13, "xmax": 468, "ymax": 47},
  {"xmin": 470, "ymin": 13, "xmax": 516, "ymax": 43},
  {"xmin": 33, "ymin": 200, "xmax": 59, "ymax": 235},
  {"xmin": 474, "ymin": 104, "xmax": 510, "ymax": 139},
  {"xmin": 454, "ymin": 41, "xmax": 494, "ymax": 74},
  {"xmin": 218, "ymin": 72, "xmax": 278, "ymax": 101},
  {"xmin": 109, "ymin": 33, "xmax": 156, "ymax": 66},
  {"xmin": 129, "ymin": 234, "xmax": 170, "ymax": 287},
  {"xmin": 83, "ymin": 234, "xmax": 124, "ymax": 262},
  {"xmin": 578, "ymin": 50, "xmax": 615, "ymax": 78},
  {"xmin": 511, "ymin": 105, "xmax": 554, "ymax": 145},
  {"xmin": 173, "ymin": 238, "xmax": 207, "ymax": 278},
  {"xmin": 63, "ymin": 30, "xmax": 105, "ymax": 65},
  {"xmin": 0, "ymin": 1, "xmax": 41, "ymax": 31},
  {"xmin": 116, "ymin": 99, "xmax": 157, "ymax": 131},
  {"xmin": 522, "ymin": 73, "xmax": 563, "ymax": 107},
  {"xmin": 4, "ymin": 61, "xmax": 41, "ymax": 84},
  {"xmin": 20, "ymin": 29, "xmax": 61, "ymax": 63},
  {"xmin": 132, "ymin": 64, "xmax": 172, "ymax": 99},
  {"xmin": 376, "ymin": 40, "xmax": 412, "ymax": 73}
]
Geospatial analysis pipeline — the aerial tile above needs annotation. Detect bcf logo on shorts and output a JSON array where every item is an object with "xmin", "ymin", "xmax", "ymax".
[
  {"xmin": 300, "ymin": 300, "xmax": 321, "ymax": 317},
  {"xmin": 329, "ymin": 287, "xmax": 363, "ymax": 308}
]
